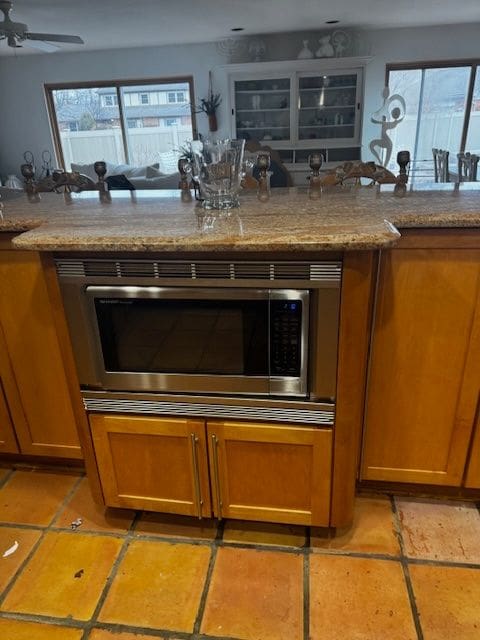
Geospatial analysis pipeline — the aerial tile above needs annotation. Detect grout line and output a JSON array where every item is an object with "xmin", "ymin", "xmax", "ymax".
[
  {"xmin": 407, "ymin": 557, "xmax": 480, "ymax": 570},
  {"xmin": 390, "ymin": 496, "xmax": 424, "ymax": 640},
  {"xmin": 0, "ymin": 521, "xmax": 45, "ymax": 532},
  {"xmin": 192, "ymin": 544, "xmax": 218, "ymax": 635},
  {"xmin": 49, "ymin": 473, "xmax": 85, "ymax": 527},
  {"xmin": 303, "ymin": 551, "xmax": 310, "ymax": 640},
  {"xmin": 0, "ymin": 467, "xmax": 15, "ymax": 490},
  {"xmin": 79, "ymin": 511, "xmax": 143, "ymax": 640},
  {"xmin": 0, "ymin": 610, "xmax": 86, "ymax": 629}
]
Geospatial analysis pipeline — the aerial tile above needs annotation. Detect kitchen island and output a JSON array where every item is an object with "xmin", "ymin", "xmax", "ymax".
[{"xmin": 0, "ymin": 185, "xmax": 479, "ymax": 529}]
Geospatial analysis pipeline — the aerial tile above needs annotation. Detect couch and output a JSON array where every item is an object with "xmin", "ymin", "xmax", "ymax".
[{"xmin": 70, "ymin": 161, "xmax": 179, "ymax": 190}]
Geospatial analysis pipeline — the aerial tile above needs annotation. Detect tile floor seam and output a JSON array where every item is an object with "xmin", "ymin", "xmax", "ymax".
[
  {"xmin": 89, "ymin": 619, "xmax": 248, "ymax": 640},
  {"xmin": 0, "ymin": 609, "xmax": 86, "ymax": 629},
  {"xmin": 0, "ymin": 521, "xmax": 45, "ymax": 532},
  {"xmin": 406, "ymin": 557, "xmax": 480, "ymax": 570},
  {"xmin": 79, "ymin": 511, "xmax": 143, "ymax": 640},
  {"xmin": 303, "ymin": 552, "xmax": 310, "ymax": 640},
  {"xmin": 49, "ymin": 474, "xmax": 85, "ymax": 528},
  {"xmin": 0, "ymin": 527, "xmax": 48, "ymax": 608},
  {"xmin": 390, "ymin": 495, "xmax": 424, "ymax": 640},
  {"xmin": 0, "ymin": 468, "xmax": 14, "ymax": 490},
  {"xmin": 192, "ymin": 544, "xmax": 218, "ymax": 636}
]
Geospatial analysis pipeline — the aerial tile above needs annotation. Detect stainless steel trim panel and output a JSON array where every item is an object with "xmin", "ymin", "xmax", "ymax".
[
  {"xmin": 83, "ymin": 396, "xmax": 335, "ymax": 426},
  {"xmin": 56, "ymin": 258, "xmax": 342, "ymax": 285}
]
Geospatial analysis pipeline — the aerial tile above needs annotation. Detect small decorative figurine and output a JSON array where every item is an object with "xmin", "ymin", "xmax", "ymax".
[
  {"xmin": 248, "ymin": 38, "xmax": 267, "ymax": 61},
  {"xmin": 297, "ymin": 40, "xmax": 314, "ymax": 59},
  {"xmin": 308, "ymin": 153, "xmax": 323, "ymax": 199},
  {"xmin": 178, "ymin": 157, "xmax": 192, "ymax": 203},
  {"xmin": 256, "ymin": 152, "xmax": 271, "ymax": 202},
  {"xmin": 315, "ymin": 35, "xmax": 334, "ymax": 58},
  {"xmin": 331, "ymin": 30, "xmax": 351, "ymax": 57},
  {"xmin": 394, "ymin": 150, "xmax": 410, "ymax": 197}
]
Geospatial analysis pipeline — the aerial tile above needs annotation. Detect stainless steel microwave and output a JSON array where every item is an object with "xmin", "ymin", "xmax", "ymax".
[{"xmin": 56, "ymin": 258, "xmax": 341, "ymax": 400}]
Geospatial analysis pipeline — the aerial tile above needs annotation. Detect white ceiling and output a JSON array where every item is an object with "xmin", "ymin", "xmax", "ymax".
[{"xmin": 1, "ymin": 0, "xmax": 479, "ymax": 56}]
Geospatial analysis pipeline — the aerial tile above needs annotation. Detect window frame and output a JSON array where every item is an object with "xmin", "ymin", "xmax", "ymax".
[
  {"xmin": 45, "ymin": 76, "xmax": 198, "ymax": 169},
  {"xmin": 386, "ymin": 59, "xmax": 479, "ymax": 159}
]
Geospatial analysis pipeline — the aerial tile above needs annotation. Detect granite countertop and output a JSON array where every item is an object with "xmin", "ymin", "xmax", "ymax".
[{"xmin": 1, "ymin": 184, "xmax": 479, "ymax": 252}]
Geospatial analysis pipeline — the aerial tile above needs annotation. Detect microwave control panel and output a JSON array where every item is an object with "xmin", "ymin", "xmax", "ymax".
[{"xmin": 270, "ymin": 300, "xmax": 302, "ymax": 377}]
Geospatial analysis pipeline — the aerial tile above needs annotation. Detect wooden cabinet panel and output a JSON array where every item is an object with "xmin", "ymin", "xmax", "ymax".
[
  {"xmin": 207, "ymin": 420, "xmax": 332, "ymax": 526},
  {"xmin": 90, "ymin": 414, "xmax": 211, "ymax": 516},
  {"xmin": 0, "ymin": 381, "xmax": 18, "ymax": 453},
  {"xmin": 465, "ymin": 413, "xmax": 480, "ymax": 488},
  {"xmin": 0, "ymin": 250, "xmax": 81, "ymax": 458},
  {"xmin": 361, "ymin": 248, "xmax": 480, "ymax": 486}
]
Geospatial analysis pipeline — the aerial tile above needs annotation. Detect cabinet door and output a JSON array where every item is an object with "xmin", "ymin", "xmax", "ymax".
[
  {"xmin": 0, "ymin": 381, "xmax": 18, "ymax": 453},
  {"xmin": 0, "ymin": 250, "xmax": 81, "ymax": 458},
  {"xmin": 465, "ymin": 414, "xmax": 480, "ymax": 488},
  {"xmin": 0, "ymin": 325, "xmax": 19, "ymax": 453},
  {"xmin": 296, "ymin": 69, "xmax": 362, "ymax": 146},
  {"xmin": 361, "ymin": 248, "xmax": 480, "ymax": 486},
  {"xmin": 207, "ymin": 420, "xmax": 332, "ymax": 526},
  {"xmin": 90, "ymin": 414, "xmax": 211, "ymax": 516},
  {"xmin": 231, "ymin": 75, "xmax": 293, "ymax": 144}
]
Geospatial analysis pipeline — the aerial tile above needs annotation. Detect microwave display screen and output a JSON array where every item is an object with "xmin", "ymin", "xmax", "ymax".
[{"xmin": 94, "ymin": 298, "xmax": 271, "ymax": 376}]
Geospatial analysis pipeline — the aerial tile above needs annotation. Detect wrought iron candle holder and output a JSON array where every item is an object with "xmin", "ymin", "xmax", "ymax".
[
  {"xmin": 308, "ymin": 152, "xmax": 323, "ymax": 199},
  {"xmin": 256, "ymin": 152, "xmax": 271, "ymax": 202}
]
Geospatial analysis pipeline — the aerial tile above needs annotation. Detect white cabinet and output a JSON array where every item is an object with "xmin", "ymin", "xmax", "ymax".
[{"xmin": 226, "ymin": 58, "xmax": 367, "ymax": 181}]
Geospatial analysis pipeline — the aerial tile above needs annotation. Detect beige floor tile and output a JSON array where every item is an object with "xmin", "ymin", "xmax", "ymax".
[
  {"xmin": 98, "ymin": 540, "xmax": 210, "ymax": 632},
  {"xmin": 223, "ymin": 519, "xmax": 306, "ymax": 547},
  {"xmin": 1, "ymin": 531, "xmax": 122, "ymax": 620},
  {"xmin": 0, "ymin": 470, "xmax": 79, "ymax": 526},
  {"xmin": 89, "ymin": 630, "xmax": 163, "ymax": 640},
  {"xmin": 0, "ymin": 618, "xmax": 83, "ymax": 639},
  {"xmin": 311, "ymin": 496, "xmax": 400, "ymax": 555},
  {"xmin": 0, "ymin": 527, "xmax": 42, "ymax": 593},
  {"xmin": 135, "ymin": 511, "xmax": 217, "ymax": 540},
  {"xmin": 201, "ymin": 547, "xmax": 303, "ymax": 640},
  {"xmin": 410, "ymin": 564, "xmax": 480, "ymax": 640},
  {"xmin": 55, "ymin": 478, "xmax": 134, "ymax": 533},
  {"xmin": 396, "ymin": 498, "xmax": 480, "ymax": 563},
  {"xmin": 310, "ymin": 555, "xmax": 416, "ymax": 640}
]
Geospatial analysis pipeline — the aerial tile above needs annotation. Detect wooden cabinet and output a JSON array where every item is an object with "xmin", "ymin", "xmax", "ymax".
[
  {"xmin": 90, "ymin": 414, "xmax": 211, "ymax": 516},
  {"xmin": 0, "ymin": 325, "xmax": 19, "ymax": 453},
  {"xmin": 207, "ymin": 421, "xmax": 332, "ymax": 526},
  {"xmin": 361, "ymin": 239, "xmax": 480, "ymax": 486},
  {"xmin": 465, "ymin": 416, "xmax": 480, "ymax": 489},
  {"xmin": 0, "ymin": 247, "xmax": 82, "ymax": 458},
  {"xmin": 90, "ymin": 413, "xmax": 332, "ymax": 525}
]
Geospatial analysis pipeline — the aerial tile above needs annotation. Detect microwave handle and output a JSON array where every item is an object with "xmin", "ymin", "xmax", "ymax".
[{"xmin": 85, "ymin": 285, "xmax": 273, "ymax": 302}]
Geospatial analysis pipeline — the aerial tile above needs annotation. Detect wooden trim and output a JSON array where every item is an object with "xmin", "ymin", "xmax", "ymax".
[
  {"xmin": 41, "ymin": 254, "xmax": 103, "ymax": 502},
  {"xmin": 44, "ymin": 75, "xmax": 198, "ymax": 172},
  {"xmin": 394, "ymin": 228, "xmax": 480, "ymax": 249},
  {"xmin": 358, "ymin": 480, "xmax": 480, "ymax": 499},
  {"xmin": 387, "ymin": 59, "xmax": 480, "ymax": 72},
  {"xmin": 330, "ymin": 250, "xmax": 376, "ymax": 527}
]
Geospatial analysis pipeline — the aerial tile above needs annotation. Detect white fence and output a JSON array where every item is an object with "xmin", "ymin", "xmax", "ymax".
[
  {"xmin": 388, "ymin": 111, "xmax": 480, "ymax": 175},
  {"xmin": 60, "ymin": 125, "xmax": 193, "ymax": 172}
]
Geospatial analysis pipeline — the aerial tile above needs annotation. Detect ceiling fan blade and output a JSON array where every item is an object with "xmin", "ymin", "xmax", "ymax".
[
  {"xmin": 22, "ymin": 38, "xmax": 58, "ymax": 52},
  {"xmin": 25, "ymin": 32, "xmax": 84, "ymax": 44}
]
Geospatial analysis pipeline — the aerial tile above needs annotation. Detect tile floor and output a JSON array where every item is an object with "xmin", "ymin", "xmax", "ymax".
[{"xmin": 0, "ymin": 467, "xmax": 480, "ymax": 639}]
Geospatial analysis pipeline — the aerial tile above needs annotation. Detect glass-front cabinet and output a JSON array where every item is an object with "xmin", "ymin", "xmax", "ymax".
[
  {"xmin": 233, "ymin": 76, "xmax": 292, "ymax": 144},
  {"xmin": 297, "ymin": 71, "xmax": 361, "ymax": 144},
  {"xmin": 228, "ymin": 61, "xmax": 365, "ymax": 180}
]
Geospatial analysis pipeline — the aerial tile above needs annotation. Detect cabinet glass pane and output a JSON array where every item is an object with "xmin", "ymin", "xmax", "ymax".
[
  {"xmin": 298, "ymin": 74, "xmax": 357, "ymax": 141},
  {"xmin": 234, "ymin": 78, "xmax": 290, "ymax": 143}
]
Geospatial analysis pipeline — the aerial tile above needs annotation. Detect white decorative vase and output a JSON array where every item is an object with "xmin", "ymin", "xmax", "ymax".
[{"xmin": 5, "ymin": 174, "xmax": 23, "ymax": 190}]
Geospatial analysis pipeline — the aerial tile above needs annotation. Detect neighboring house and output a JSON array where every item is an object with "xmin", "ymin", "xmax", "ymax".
[{"xmin": 56, "ymin": 84, "xmax": 192, "ymax": 132}]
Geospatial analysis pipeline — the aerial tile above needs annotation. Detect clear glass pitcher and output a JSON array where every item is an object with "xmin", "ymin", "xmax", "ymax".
[{"xmin": 190, "ymin": 139, "xmax": 245, "ymax": 209}]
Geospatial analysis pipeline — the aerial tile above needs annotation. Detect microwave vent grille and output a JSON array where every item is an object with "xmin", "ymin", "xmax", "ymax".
[
  {"xmin": 55, "ymin": 259, "xmax": 341, "ymax": 283},
  {"xmin": 83, "ymin": 396, "xmax": 335, "ymax": 426}
]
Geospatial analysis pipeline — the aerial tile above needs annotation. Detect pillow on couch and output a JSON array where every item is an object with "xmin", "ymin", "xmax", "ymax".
[{"xmin": 111, "ymin": 163, "xmax": 160, "ymax": 178}]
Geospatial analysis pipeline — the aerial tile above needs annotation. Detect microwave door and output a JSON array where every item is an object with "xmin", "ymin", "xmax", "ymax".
[{"xmin": 84, "ymin": 286, "xmax": 274, "ymax": 396}]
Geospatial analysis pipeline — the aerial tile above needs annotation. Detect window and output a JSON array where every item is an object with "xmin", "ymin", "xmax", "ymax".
[
  {"xmin": 387, "ymin": 61, "xmax": 479, "ymax": 181},
  {"xmin": 102, "ymin": 94, "xmax": 118, "ymax": 107},
  {"xmin": 46, "ymin": 78, "xmax": 196, "ymax": 170},
  {"xmin": 167, "ymin": 91, "xmax": 186, "ymax": 103}
]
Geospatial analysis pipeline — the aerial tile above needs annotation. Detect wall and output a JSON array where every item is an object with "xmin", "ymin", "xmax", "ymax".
[{"xmin": 0, "ymin": 22, "xmax": 479, "ymax": 178}]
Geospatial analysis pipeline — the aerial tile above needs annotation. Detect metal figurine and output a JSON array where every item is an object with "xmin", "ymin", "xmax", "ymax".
[
  {"xmin": 308, "ymin": 152, "xmax": 323, "ymax": 199},
  {"xmin": 94, "ymin": 161, "xmax": 111, "ymax": 202},
  {"xmin": 369, "ymin": 87, "xmax": 406, "ymax": 168},
  {"xmin": 20, "ymin": 162, "xmax": 38, "ymax": 199},
  {"xmin": 178, "ymin": 157, "xmax": 192, "ymax": 203},
  {"xmin": 256, "ymin": 152, "xmax": 271, "ymax": 202},
  {"xmin": 394, "ymin": 149, "xmax": 410, "ymax": 197}
]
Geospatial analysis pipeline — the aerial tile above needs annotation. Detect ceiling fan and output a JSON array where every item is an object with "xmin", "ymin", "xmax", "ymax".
[{"xmin": 0, "ymin": 0, "xmax": 84, "ymax": 52}]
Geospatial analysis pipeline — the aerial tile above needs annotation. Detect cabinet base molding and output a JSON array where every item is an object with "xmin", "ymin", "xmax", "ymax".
[{"xmin": 357, "ymin": 481, "xmax": 480, "ymax": 501}]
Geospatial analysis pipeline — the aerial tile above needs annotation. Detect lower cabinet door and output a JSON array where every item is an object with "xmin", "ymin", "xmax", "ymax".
[
  {"xmin": 207, "ymin": 421, "xmax": 332, "ymax": 526},
  {"xmin": 465, "ymin": 415, "xmax": 480, "ymax": 489},
  {"xmin": 90, "ymin": 414, "xmax": 211, "ymax": 516}
]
